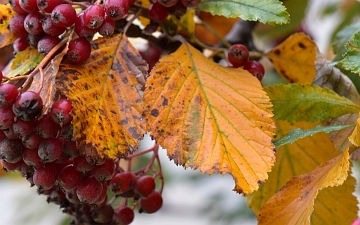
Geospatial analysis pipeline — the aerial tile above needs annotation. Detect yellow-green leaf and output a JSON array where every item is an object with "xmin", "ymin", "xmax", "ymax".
[
  {"xmin": 7, "ymin": 48, "xmax": 43, "ymax": 78},
  {"xmin": 349, "ymin": 113, "xmax": 360, "ymax": 146},
  {"xmin": 258, "ymin": 148, "xmax": 350, "ymax": 225},
  {"xmin": 266, "ymin": 33, "xmax": 316, "ymax": 83},
  {"xmin": 143, "ymin": 43, "xmax": 276, "ymax": 195},
  {"xmin": 0, "ymin": 4, "xmax": 16, "ymax": 49},
  {"xmin": 247, "ymin": 121, "xmax": 340, "ymax": 215},
  {"xmin": 264, "ymin": 83, "xmax": 360, "ymax": 122},
  {"xmin": 57, "ymin": 34, "xmax": 147, "ymax": 158},
  {"xmin": 311, "ymin": 173, "xmax": 358, "ymax": 225}
]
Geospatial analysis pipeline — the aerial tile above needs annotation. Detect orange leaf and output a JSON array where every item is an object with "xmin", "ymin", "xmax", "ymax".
[
  {"xmin": 57, "ymin": 34, "xmax": 147, "ymax": 158},
  {"xmin": 258, "ymin": 148, "xmax": 350, "ymax": 225},
  {"xmin": 266, "ymin": 33, "xmax": 316, "ymax": 83},
  {"xmin": 247, "ymin": 121, "xmax": 340, "ymax": 215},
  {"xmin": 0, "ymin": 4, "xmax": 16, "ymax": 49},
  {"xmin": 143, "ymin": 43, "xmax": 276, "ymax": 194}
]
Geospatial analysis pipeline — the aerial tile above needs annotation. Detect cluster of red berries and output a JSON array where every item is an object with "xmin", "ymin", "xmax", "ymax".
[
  {"xmin": 148, "ymin": 0, "xmax": 201, "ymax": 23},
  {"xmin": 8, "ymin": 0, "xmax": 139, "ymax": 64},
  {"xmin": 227, "ymin": 44, "xmax": 266, "ymax": 81},
  {"xmin": 0, "ymin": 69, "xmax": 163, "ymax": 225}
]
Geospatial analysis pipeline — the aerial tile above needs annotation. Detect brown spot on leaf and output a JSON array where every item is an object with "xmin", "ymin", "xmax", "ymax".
[
  {"xmin": 298, "ymin": 42, "xmax": 306, "ymax": 49},
  {"xmin": 122, "ymin": 77, "xmax": 128, "ymax": 84},
  {"xmin": 128, "ymin": 127, "xmax": 140, "ymax": 139},
  {"xmin": 274, "ymin": 49, "xmax": 281, "ymax": 55},
  {"xmin": 151, "ymin": 109, "xmax": 159, "ymax": 117},
  {"xmin": 162, "ymin": 97, "xmax": 168, "ymax": 106}
]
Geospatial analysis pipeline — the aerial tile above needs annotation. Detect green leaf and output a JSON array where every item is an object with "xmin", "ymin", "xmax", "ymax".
[
  {"xmin": 273, "ymin": 123, "xmax": 355, "ymax": 148},
  {"xmin": 333, "ymin": 21, "xmax": 360, "ymax": 61},
  {"xmin": 264, "ymin": 83, "xmax": 360, "ymax": 122},
  {"xmin": 7, "ymin": 48, "xmax": 43, "ymax": 78},
  {"xmin": 197, "ymin": 0, "xmax": 289, "ymax": 25},
  {"xmin": 341, "ymin": 31, "xmax": 360, "ymax": 74}
]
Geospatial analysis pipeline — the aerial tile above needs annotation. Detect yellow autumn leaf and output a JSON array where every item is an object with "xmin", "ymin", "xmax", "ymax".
[
  {"xmin": 57, "ymin": 34, "xmax": 147, "ymax": 158},
  {"xmin": 267, "ymin": 32, "xmax": 316, "ymax": 83},
  {"xmin": 0, "ymin": 4, "xmax": 16, "ymax": 49},
  {"xmin": 143, "ymin": 43, "xmax": 276, "ymax": 195},
  {"xmin": 349, "ymin": 113, "xmax": 360, "ymax": 146},
  {"xmin": 311, "ymin": 173, "xmax": 358, "ymax": 225},
  {"xmin": 247, "ymin": 121, "xmax": 340, "ymax": 215},
  {"xmin": 258, "ymin": 148, "xmax": 350, "ymax": 225},
  {"xmin": 8, "ymin": 48, "xmax": 43, "ymax": 78}
]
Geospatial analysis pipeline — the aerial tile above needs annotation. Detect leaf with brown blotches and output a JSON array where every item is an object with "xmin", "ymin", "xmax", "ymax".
[
  {"xmin": 57, "ymin": 34, "xmax": 147, "ymax": 158},
  {"xmin": 267, "ymin": 32, "xmax": 316, "ymax": 83},
  {"xmin": 0, "ymin": 4, "xmax": 16, "ymax": 49},
  {"xmin": 143, "ymin": 43, "xmax": 275, "ymax": 195}
]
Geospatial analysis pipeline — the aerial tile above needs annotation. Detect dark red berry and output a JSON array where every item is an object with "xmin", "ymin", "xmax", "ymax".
[
  {"xmin": 9, "ymin": 14, "xmax": 28, "ymax": 37},
  {"xmin": 13, "ymin": 119, "xmax": 36, "ymax": 138},
  {"xmin": 36, "ymin": 114, "xmax": 61, "ymax": 138},
  {"xmin": 244, "ymin": 60, "xmax": 265, "ymax": 81},
  {"xmin": 13, "ymin": 37, "xmax": 30, "ymax": 53},
  {"xmin": 84, "ymin": 5, "xmax": 105, "ymax": 29},
  {"xmin": 74, "ymin": 12, "xmax": 97, "ymax": 40},
  {"xmin": 139, "ymin": 191, "xmax": 163, "ymax": 214},
  {"xmin": 23, "ymin": 147, "xmax": 44, "ymax": 168},
  {"xmin": 98, "ymin": 14, "xmax": 115, "ymax": 37},
  {"xmin": 19, "ymin": 0, "xmax": 38, "ymax": 13},
  {"xmin": 227, "ymin": 44, "xmax": 249, "ymax": 68},
  {"xmin": 134, "ymin": 175, "xmax": 156, "ymax": 197},
  {"xmin": 88, "ymin": 158, "xmax": 115, "ymax": 182},
  {"xmin": 37, "ymin": 35, "xmax": 61, "ymax": 56},
  {"xmin": 104, "ymin": 0, "xmax": 129, "ymax": 21},
  {"xmin": 27, "ymin": 33, "xmax": 45, "ymax": 49},
  {"xmin": 9, "ymin": 0, "xmax": 27, "ymax": 14},
  {"xmin": 51, "ymin": 4, "xmax": 76, "ymax": 28},
  {"xmin": 0, "ymin": 138, "xmax": 24, "ymax": 163},
  {"xmin": 73, "ymin": 155, "xmax": 95, "ymax": 173},
  {"xmin": 37, "ymin": 0, "xmax": 62, "ymax": 13},
  {"xmin": 24, "ymin": 12, "xmax": 45, "ymax": 35},
  {"xmin": 0, "ymin": 83, "xmax": 19, "ymax": 108},
  {"xmin": 76, "ymin": 177, "xmax": 103, "ymax": 204},
  {"xmin": 158, "ymin": 0, "xmax": 179, "ymax": 7},
  {"xmin": 50, "ymin": 99, "xmax": 73, "ymax": 125},
  {"xmin": 22, "ymin": 132, "xmax": 43, "ymax": 149},
  {"xmin": 38, "ymin": 137, "xmax": 63, "ymax": 163},
  {"xmin": 114, "ymin": 206, "xmax": 134, "ymax": 225},
  {"xmin": 148, "ymin": 2, "xmax": 169, "ymax": 23},
  {"xmin": 13, "ymin": 91, "xmax": 43, "ymax": 121},
  {"xmin": 109, "ymin": 171, "xmax": 137, "ymax": 194},
  {"xmin": 1, "ymin": 159, "xmax": 24, "ymax": 171},
  {"xmin": 33, "ymin": 163, "xmax": 58, "ymax": 190},
  {"xmin": 41, "ymin": 15, "xmax": 67, "ymax": 37},
  {"xmin": 58, "ymin": 164, "xmax": 83, "ymax": 191},
  {"xmin": 0, "ymin": 107, "xmax": 15, "ymax": 130},
  {"xmin": 66, "ymin": 37, "xmax": 92, "ymax": 64},
  {"xmin": 91, "ymin": 205, "xmax": 114, "ymax": 224}
]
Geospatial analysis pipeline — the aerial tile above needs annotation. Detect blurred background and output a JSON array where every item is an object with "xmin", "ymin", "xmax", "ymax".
[{"xmin": 1, "ymin": 0, "xmax": 360, "ymax": 224}]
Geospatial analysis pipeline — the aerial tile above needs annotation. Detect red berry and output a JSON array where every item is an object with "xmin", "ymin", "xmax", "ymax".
[
  {"xmin": 23, "ymin": 147, "xmax": 44, "ymax": 168},
  {"xmin": 37, "ymin": 0, "xmax": 62, "ymax": 13},
  {"xmin": 98, "ymin": 14, "xmax": 115, "ymax": 37},
  {"xmin": 37, "ymin": 35, "xmax": 61, "ymax": 56},
  {"xmin": 76, "ymin": 177, "xmax": 103, "ymax": 204},
  {"xmin": 33, "ymin": 163, "xmax": 58, "ymax": 190},
  {"xmin": 27, "ymin": 33, "xmax": 44, "ymax": 49},
  {"xmin": 24, "ymin": 12, "xmax": 45, "ymax": 35},
  {"xmin": 13, "ymin": 119, "xmax": 36, "ymax": 138},
  {"xmin": 73, "ymin": 155, "xmax": 95, "ymax": 173},
  {"xmin": 9, "ymin": 0, "xmax": 27, "ymax": 14},
  {"xmin": 84, "ymin": 5, "xmax": 105, "ymax": 29},
  {"xmin": 58, "ymin": 165, "xmax": 83, "ymax": 191},
  {"xmin": 91, "ymin": 205, "xmax": 114, "ymax": 224},
  {"xmin": 139, "ymin": 191, "xmax": 163, "ymax": 214},
  {"xmin": 38, "ymin": 137, "xmax": 63, "ymax": 163},
  {"xmin": 51, "ymin": 4, "xmax": 76, "ymax": 28},
  {"xmin": 13, "ymin": 37, "xmax": 30, "ymax": 53},
  {"xmin": 244, "ymin": 60, "xmax": 265, "ymax": 81},
  {"xmin": 9, "ymin": 14, "xmax": 28, "ymax": 37},
  {"xmin": 134, "ymin": 175, "xmax": 156, "ymax": 197},
  {"xmin": 66, "ymin": 37, "xmax": 92, "ymax": 64},
  {"xmin": 36, "ymin": 114, "xmax": 61, "ymax": 138},
  {"xmin": 62, "ymin": 140, "xmax": 79, "ymax": 158},
  {"xmin": 88, "ymin": 158, "xmax": 115, "ymax": 182},
  {"xmin": 13, "ymin": 91, "xmax": 43, "ymax": 121},
  {"xmin": 22, "ymin": 132, "xmax": 43, "ymax": 149},
  {"xmin": 1, "ymin": 159, "xmax": 24, "ymax": 171},
  {"xmin": 114, "ymin": 206, "xmax": 134, "ymax": 225},
  {"xmin": 19, "ymin": 0, "xmax": 38, "ymax": 13},
  {"xmin": 0, "ymin": 138, "xmax": 24, "ymax": 163},
  {"xmin": 0, "ymin": 83, "xmax": 19, "ymax": 108},
  {"xmin": 104, "ymin": 0, "xmax": 129, "ymax": 21},
  {"xmin": 227, "ymin": 44, "xmax": 249, "ymax": 68},
  {"xmin": 0, "ymin": 107, "xmax": 15, "ymax": 130},
  {"xmin": 148, "ymin": 2, "xmax": 169, "ymax": 23},
  {"xmin": 75, "ymin": 12, "xmax": 97, "ymax": 40},
  {"xmin": 50, "ymin": 99, "xmax": 73, "ymax": 125},
  {"xmin": 41, "ymin": 15, "xmax": 67, "ymax": 37},
  {"xmin": 109, "ymin": 171, "xmax": 137, "ymax": 194}
]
